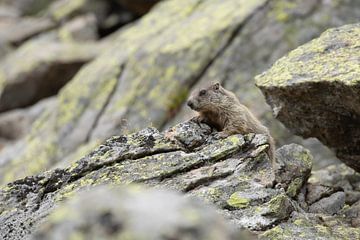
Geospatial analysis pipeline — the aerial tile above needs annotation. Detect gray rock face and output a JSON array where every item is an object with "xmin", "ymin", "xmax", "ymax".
[
  {"xmin": 0, "ymin": 120, "xmax": 310, "ymax": 239},
  {"xmin": 1, "ymin": 120, "xmax": 359, "ymax": 240},
  {"xmin": 309, "ymin": 191, "xmax": 345, "ymax": 215},
  {"xmin": 256, "ymin": 23, "xmax": 360, "ymax": 172}
]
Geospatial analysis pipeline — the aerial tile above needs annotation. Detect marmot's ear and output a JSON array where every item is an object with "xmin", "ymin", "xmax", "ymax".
[{"xmin": 213, "ymin": 82, "xmax": 220, "ymax": 90}]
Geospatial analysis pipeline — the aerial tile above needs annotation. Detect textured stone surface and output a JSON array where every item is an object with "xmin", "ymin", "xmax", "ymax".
[
  {"xmin": 0, "ymin": 120, "xmax": 304, "ymax": 239},
  {"xmin": 0, "ymin": 121, "xmax": 359, "ymax": 239},
  {"xmin": 256, "ymin": 23, "xmax": 360, "ymax": 171}
]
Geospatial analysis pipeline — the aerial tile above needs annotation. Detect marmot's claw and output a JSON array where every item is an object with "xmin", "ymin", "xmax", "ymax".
[
  {"xmin": 213, "ymin": 132, "xmax": 229, "ymax": 140},
  {"xmin": 192, "ymin": 116, "xmax": 204, "ymax": 126}
]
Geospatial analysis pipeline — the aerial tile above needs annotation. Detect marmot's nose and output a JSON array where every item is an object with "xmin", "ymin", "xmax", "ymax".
[{"xmin": 187, "ymin": 100, "xmax": 194, "ymax": 109}]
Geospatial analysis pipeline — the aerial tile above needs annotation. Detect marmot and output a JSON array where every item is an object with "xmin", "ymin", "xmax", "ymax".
[{"xmin": 187, "ymin": 82, "xmax": 275, "ymax": 166}]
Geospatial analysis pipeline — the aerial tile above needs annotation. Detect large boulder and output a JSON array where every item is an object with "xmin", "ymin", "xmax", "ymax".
[
  {"xmin": 0, "ymin": 121, "xmax": 359, "ymax": 239},
  {"xmin": 256, "ymin": 23, "xmax": 360, "ymax": 172},
  {"xmin": 0, "ymin": 41, "xmax": 102, "ymax": 112}
]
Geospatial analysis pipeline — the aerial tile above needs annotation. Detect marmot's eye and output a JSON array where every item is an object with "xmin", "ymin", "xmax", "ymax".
[{"xmin": 199, "ymin": 89, "xmax": 206, "ymax": 96}]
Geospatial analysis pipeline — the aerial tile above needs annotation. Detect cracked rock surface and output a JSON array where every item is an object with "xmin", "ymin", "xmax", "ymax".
[{"xmin": 1, "ymin": 121, "xmax": 359, "ymax": 239}]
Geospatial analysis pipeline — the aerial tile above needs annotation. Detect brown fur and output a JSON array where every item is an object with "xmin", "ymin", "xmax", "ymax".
[{"xmin": 187, "ymin": 82, "xmax": 275, "ymax": 167}]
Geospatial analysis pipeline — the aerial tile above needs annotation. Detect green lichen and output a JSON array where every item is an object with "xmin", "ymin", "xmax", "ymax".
[
  {"xmin": 58, "ymin": 28, "xmax": 74, "ymax": 42},
  {"xmin": 293, "ymin": 218, "xmax": 311, "ymax": 227},
  {"xmin": 256, "ymin": 24, "xmax": 360, "ymax": 87},
  {"xmin": 50, "ymin": 0, "xmax": 86, "ymax": 21},
  {"xmin": 227, "ymin": 192, "xmax": 250, "ymax": 209},
  {"xmin": 3, "ymin": 135, "xmax": 57, "ymax": 185},
  {"xmin": 286, "ymin": 177, "xmax": 303, "ymax": 198},
  {"xmin": 267, "ymin": 193, "xmax": 292, "ymax": 219},
  {"xmin": 294, "ymin": 149, "xmax": 313, "ymax": 171},
  {"xmin": 260, "ymin": 226, "xmax": 286, "ymax": 239},
  {"xmin": 270, "ymin": 0, "xmax": 297, "ymax": 22}
]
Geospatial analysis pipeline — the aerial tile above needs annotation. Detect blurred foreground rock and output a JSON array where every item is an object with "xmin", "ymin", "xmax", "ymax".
[
  {"xmin": 0, "ymin": 120, "xmax": 359, "ymax": 239},
  {"xmin": 256, "ymin": 23, "xmax": 360, "ymax": 172},
  {"xmin": 32, "ymin": 186, "xmax": 247, "ymax": 240}
]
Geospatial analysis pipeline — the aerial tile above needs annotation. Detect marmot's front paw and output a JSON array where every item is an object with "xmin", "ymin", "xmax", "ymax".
[
  {"xmin": 213, "ymin": 131, "xmax": 230, "ymax": 139},
  {"xmin": 192, "ymin": 115, "xmax": 206, "ymax": 126}
]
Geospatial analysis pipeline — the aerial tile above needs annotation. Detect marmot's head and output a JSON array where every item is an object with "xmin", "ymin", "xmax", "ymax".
[{"xmin": 187, "ymin": 82, "xmax": 232, "ymax": 112}]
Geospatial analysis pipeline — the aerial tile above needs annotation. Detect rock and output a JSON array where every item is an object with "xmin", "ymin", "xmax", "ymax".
[
  {"xmin": 261, "ymin": 215, "xmax": 360, "ymax": 240},
  {"xmin": 306, "ymin": 183, "xmax": 340, "ymax": 205},
  {"xmin": 308, "ymin": 191, "xmax": 345, "ymax": 215},
  {"xmin": 1, "ymin": 120, "xmax": 360, "ymax": 239},
  {"xmin": 309, "ymin": 164, "xmax": 360, "ymax": 205},
  {"xmin": 0, "ymin": 40, "xmax": 102, "ymax": 112},
  {"xmin": 31, "ymin": 185, "xmax": 244, "ymax": 240},
  {"xmin": 256, "ymin": 23, "xmax": 360, "ymax": 172},
  {"xmin": 0, "ymin": 0, "xmax": 359, "ymax": 186},
  {"xmin": 0, "ymin": 16, "xmax": 55, "ymax": 48},
  {"xmin": 46, "ymin": 0, "xmax": 109, "ymax": 23},
  {"xmin": 343, "ymin": 200, "xmax": 360, "ymax": 227},
  {"xmin": 274, "ymin": 144, "xmax": 312, "ymax": 198},
  {"xmin": 0, "ymin": 97, "xmax": 55, "ymax": 145},
  {"xmin": 0, "ymin": 120, "xmax": 307, "ymax": 239},
  {"xmin": 35, "ymin": 14, "xmax": 99, "ymax": 43},
  {"xmin": 0, "ymin": 0, "xmax": 53, "ymax": 16}
]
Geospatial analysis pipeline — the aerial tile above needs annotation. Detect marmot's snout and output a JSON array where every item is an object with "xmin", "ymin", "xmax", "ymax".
[{"xmin": 187, "ymin": 100, "xmax": 195, "ymax": 109}]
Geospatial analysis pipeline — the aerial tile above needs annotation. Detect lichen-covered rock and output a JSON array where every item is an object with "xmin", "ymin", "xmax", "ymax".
[
  {"xmin": 0, "ymin": 16, "xmax": 55, "ymax": 52},
  {"xmin": 0, "ymin": 97, "xmax": 55, "ymax": 149},
  {"xmin": 31, "ymin": 185, "xmax": 244, "ymax": 240},
  {"xmin": 0, "ymin": 120, "xmax": 308, "ymax": 239},
  {"xmin": 308, "ymin": 191, "xmax": 345, "ymax": 215},
  {"xmin": 261, "ymin": 215, "xmax": 360, "ymax": 240},
  {"xmin": 0, "ymin": 41, "xmax": 101, "ymax": 112},
  {"xmin": 309, "ymin": 164, "xmax": 360, "ymax": 206},
  {"xmin": 343, "ymin": 200, "xmax": 360, "ymax": 227},
  {"xmin": 0, "ymin": 0, "xmax": 269, "ymax": 184},
  {"xmin": 1, "ymin": 120, "xmax": 359, "ymax": 239},
  {"xmin": 0, "ymin": 0, "xmax": 54, "ymax": 16},
  {"xmin": 274, "ymin": 144, "xmax": 313, "ymax": 197},
  {"xmin": 0, "ymin": 0, "xmax": 359, "ymax": 192},
  {"xmin": 256, "ymin": 23, "xmax": 360, "ymax": 172}
]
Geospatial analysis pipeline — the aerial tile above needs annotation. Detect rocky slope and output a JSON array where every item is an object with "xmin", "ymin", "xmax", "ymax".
[
  {"xmin": 256, "ymin": 23, "xmax": 360, "ymax": 172},
  {"xmin": 1, "ymin": 120, "xmax": 359, "ymax": 239},
  {"xmin": 1, "ymin": 0, "xmax": 360, "ymax": 185}
]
